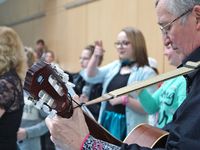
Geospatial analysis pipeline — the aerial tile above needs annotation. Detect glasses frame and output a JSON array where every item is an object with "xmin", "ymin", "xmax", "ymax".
[
  {"xmin": 160, "ymin": 8, "xmax": 193, "ymax": 35},
  {"xmin": 114, "ymin": 41, "xmax": 131, "ymax": 48}
]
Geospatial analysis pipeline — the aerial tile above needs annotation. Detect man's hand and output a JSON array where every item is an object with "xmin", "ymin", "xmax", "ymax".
[{"xmin": 45, "ymin": 95, "xmax": 90, "ymax": 150}]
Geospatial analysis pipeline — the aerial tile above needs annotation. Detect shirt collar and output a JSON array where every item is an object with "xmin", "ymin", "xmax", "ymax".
[
  {"xmin": 181, "ymin": 47, "xmax": 200, "ymax": 66},
  {"xmin": 178, "ymin": 47, "xmax": 200, "ymax": 82}
]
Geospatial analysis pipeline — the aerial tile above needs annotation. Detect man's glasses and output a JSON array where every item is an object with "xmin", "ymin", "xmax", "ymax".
[
  {"xmin": 114, "ymin": 41, "xmax": 130, "ymax": 48},
  {"xmin": 160, "ymin": 8, "xmax": 192, "ymax": 35},
  {"xmin": 80, "ymin": 56, "xmax": 90, "ymax": 61}
]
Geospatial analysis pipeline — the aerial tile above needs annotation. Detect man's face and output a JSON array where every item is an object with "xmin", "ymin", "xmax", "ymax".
[
  {"xmin": 36, "ymin": 43, "xmax": 45, "ymax": 51},
  {"xmin": 164, "ymin": 45, "xmax": 183, "ymax": 66},
  {"xmin": 156, "ymin": 0, "xmax": 196, "ymax": 58}
]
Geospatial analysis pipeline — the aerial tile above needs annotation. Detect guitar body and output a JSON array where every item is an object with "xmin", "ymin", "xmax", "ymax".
[
  {"xmin": 24, "ymin": 61, "xmax": 168, "ymax": 148},
  {"xmin": 124, "ymin": 123, "xmax": 168, "ymax": 148},
  {"xmin": 84, "ymin": 113, "xmax": 168, "ymax": 148}
]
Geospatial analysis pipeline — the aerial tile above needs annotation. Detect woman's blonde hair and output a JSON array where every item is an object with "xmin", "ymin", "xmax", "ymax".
[{"xmin": 0, "ymin": 26, "xmax": 27, "ymax": 80}]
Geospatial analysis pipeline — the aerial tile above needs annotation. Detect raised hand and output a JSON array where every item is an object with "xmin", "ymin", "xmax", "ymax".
[{"xmin": 94, "ymin": 40, "xmax": 105, "ymax": 57}]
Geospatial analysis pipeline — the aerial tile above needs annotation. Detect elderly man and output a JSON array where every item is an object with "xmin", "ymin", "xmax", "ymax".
[{"xmin": 45, "ymin": 0, "xmax": 200, "ymax": 149}]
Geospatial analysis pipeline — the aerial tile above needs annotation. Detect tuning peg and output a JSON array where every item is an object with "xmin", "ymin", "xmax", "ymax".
[
  {"xmin": 48, "ymin": 109, "xmax": 57, "ymax": 118},
  {"xmin": 66, "ymin": 84, "xmax": 76, "ymax": 97},
  {"xmin": 66, "ymin": 81, "xmax": 75, "ymax": 87},
  {"xmin": 35, "ymin": 100, "xmax": 45, "ymax": 109},
  {"xmin": 41, "ymin": 103, "xmax": 57, "ymax": 118},
  {"xmin": 61, "ymin": 73, "xmax": 69, "ymax": 82},
  {"xmin": 42, "ymin": 104, "xmax": 51, "ymax": 114}
]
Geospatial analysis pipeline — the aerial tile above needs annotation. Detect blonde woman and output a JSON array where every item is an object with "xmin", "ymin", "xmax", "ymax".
[{"xmin": 0, "ymin": 26, "xmax": 26, "ymax": 149}]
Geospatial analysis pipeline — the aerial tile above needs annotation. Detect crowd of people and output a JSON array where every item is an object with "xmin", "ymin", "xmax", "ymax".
[
  {"xmin": 1, "ymin": 0, "xmax": 200, "ymax": 149},
  {"xmin": 45, "ymin": 0, "xmax": 200, "ymax": 149},
  {"xmin": 82, "ymin": 27, "xmax": 157, "ymax": 140}
]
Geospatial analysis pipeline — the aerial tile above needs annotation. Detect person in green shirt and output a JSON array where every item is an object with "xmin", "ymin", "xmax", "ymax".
[{"xmin": 138, "ymin": 44, "xmax": 186, "ymax": 128}]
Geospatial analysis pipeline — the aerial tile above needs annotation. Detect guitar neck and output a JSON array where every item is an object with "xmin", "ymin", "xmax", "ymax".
[{"xmin": 85, "ymin": 61, "xmax": 200, "ymax": 106}]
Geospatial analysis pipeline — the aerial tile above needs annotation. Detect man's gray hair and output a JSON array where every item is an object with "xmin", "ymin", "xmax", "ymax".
[{"xmin": 156, "ymin": 0, "xmax": 200, "ymax": 23}]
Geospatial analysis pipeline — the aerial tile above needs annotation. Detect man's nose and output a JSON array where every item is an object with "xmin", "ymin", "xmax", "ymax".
[
  {"xmin": 80, "ymin": 59, "xmax": 83, "ymax": 64},
  {"xmin": 162, "ymin": 34, "xmax": 171, "ymax": 47}
]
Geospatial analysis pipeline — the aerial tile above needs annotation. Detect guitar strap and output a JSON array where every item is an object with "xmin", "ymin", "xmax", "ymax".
[{"xmin": 84, "ymin": 61, "xmax": 200, "ymax": 106}]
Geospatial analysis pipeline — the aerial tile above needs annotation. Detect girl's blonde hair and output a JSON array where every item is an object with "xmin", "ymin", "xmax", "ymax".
[{"xmin": 0, "ymin": 26, "xmax": 27, "ymax": 80}]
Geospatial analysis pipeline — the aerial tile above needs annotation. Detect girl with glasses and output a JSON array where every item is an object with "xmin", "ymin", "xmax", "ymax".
[{"xmin": 82, "ymin": 27, "xmax": 157, "ymax": 140}]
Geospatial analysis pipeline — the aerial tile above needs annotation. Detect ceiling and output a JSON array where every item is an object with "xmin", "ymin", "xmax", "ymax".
[{"xmin": 0, "ymin": 0, "xmax": 6, "ymax": 5}]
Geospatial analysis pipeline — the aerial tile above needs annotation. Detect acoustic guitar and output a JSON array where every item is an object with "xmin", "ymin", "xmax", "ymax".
[{"xmin": 24, "ymin": 61, "xmax": 169, "ymax": 148}]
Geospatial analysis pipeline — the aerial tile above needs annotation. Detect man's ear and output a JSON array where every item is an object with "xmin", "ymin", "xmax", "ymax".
[{"xmin": 193, "ymin": 5, "xmax": 200, "ymax": 30}]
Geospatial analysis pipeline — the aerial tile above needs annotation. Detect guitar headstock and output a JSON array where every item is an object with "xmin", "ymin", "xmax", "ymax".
[{"xmin": 24, "ymin": 61, "xmax": 74, "ymax": 118}]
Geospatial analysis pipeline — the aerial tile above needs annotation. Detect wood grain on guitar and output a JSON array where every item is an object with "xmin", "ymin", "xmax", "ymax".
[
  {"xmin": 24, "ymin": 61, "xmax": 168, "ymax": 148},
  {"xmin": 124, "ymin": 123, "xmax": 168, "ymax": 148}
]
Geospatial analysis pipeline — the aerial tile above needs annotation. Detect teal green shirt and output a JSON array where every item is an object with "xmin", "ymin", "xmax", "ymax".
[{"xmin": 138, "ymin": 76, "xmax": 186, "ymax": 128}]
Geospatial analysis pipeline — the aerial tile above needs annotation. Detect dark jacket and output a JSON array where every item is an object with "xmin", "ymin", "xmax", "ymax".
[
  {"xmin": 121, "ymin": 47, "xmax": 200, "ymax": 149},
  {"xmin": 72, "ymin": 72, "xmax": 102, "ymax": 120}
]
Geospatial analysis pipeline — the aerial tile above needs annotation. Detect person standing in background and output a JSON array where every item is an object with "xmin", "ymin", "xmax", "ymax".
[
  {"xmin": 44, "ymin": 50, "xmax": 57, "ymax": 64},
  {"xmin": 72, "ymin": 44, "xmax": 103, "ymax": 120},
  {"xmin": 138, "ymin": 44, "xmax": 186, "ymax": 128},
  {"xmin": 0, "ymin": 26, "xmax": 26, "ymax": 150},
  {"xmin": 35, "ymin": 39, "xmax": 47, "ymax": 61},
  {"xmin": 17, "ymin": 47, "xmax": 49, "ymax": 150},
  {"xmin": 82, "ymin": 27, "xmax": 157, "ymax": 140}
]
